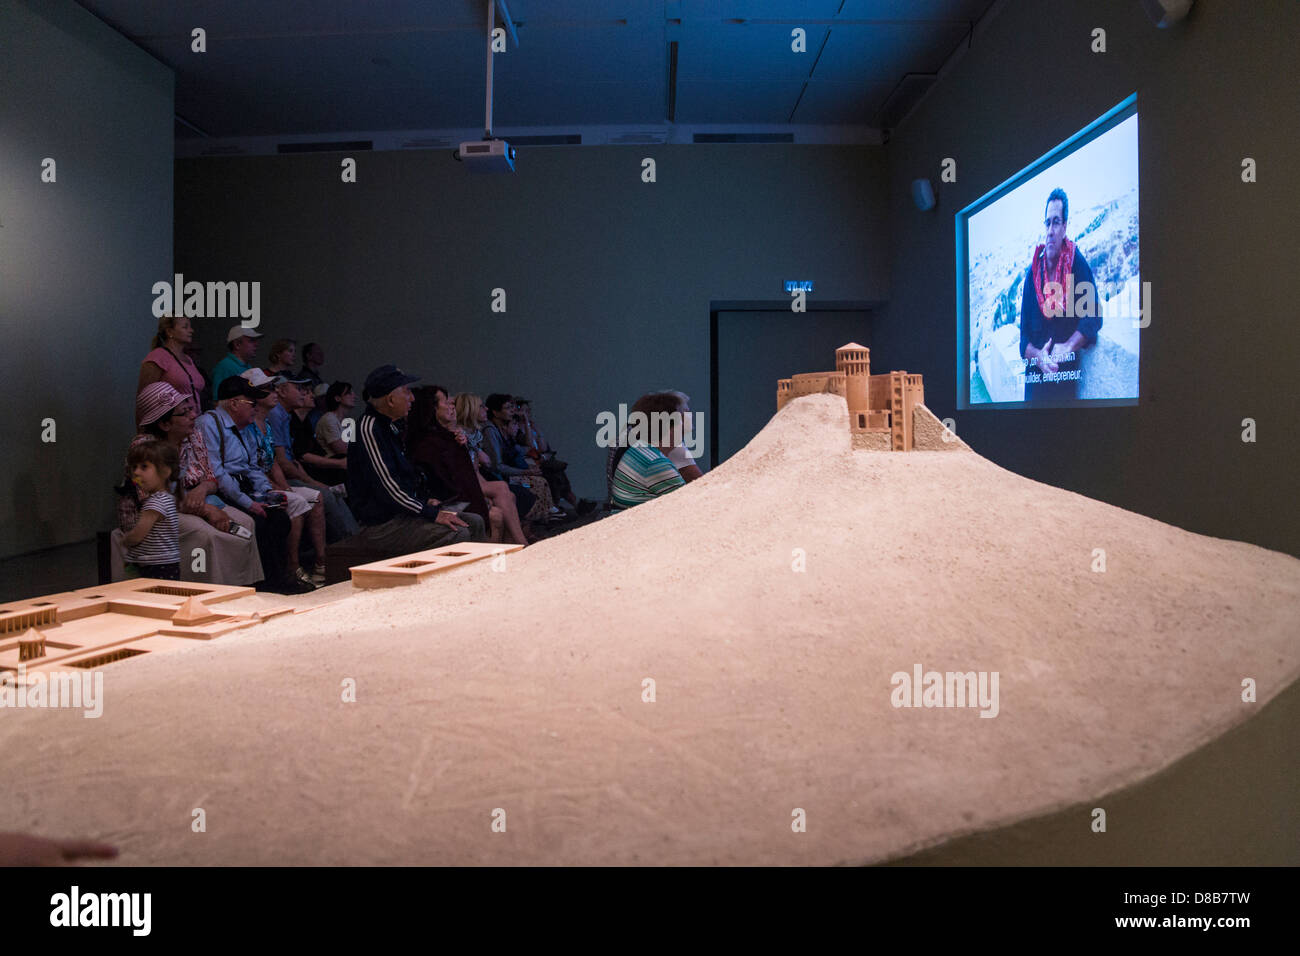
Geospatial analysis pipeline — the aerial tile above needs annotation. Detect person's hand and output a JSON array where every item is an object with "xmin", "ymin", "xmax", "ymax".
[
  {"xmin": 205, "ymin": 506, "xmax": 232, "ymax": 534},
  {"xmin": 434, "ymin": 510, "xmax": 468, "ymax": 530},
  {"xmin": 248, "ymin": 502, "xmax": 268, "ymax": 518},
  {"xmin": 183, "ymin": 486, "xmax": 207, "ymax": 513},
  {"xmin": 453, "ymin": 429, "xmax": 467, "ymax": 446},
  {"xmin": 0, "ymin": 832, "xmax": 118, "ymax": 867},
  {"xmin": 1035, "ymin": 338, "xmax": 1059, "ymax": 374},
  {"xmin": 476, "ymin": 451, "xmax": 490, "ymax": 467},
  {"xmin": 1050, "ymin": 342, "xmax": 1072, "ymax": 363}
]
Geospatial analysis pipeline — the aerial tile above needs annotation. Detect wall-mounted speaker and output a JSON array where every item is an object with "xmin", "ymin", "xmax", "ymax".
[
  {"xmin": 1140, "ymin": 0, "xmax": 1194, "ymax": 28},
  {"xmin": 911, "ymin": 178, "xmax": 936, "ymax": 212}
]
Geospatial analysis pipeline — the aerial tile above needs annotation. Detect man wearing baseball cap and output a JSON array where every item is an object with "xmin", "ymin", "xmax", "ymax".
[
  {"xmin": 195, "ymin": 375, "xmax": 307, "ymax": 593},
  {"xmin": 210, "ymin": 324, "xmax": 265, "ymax": 401},
  {"xmin": 346, "ymin": 364, "xmax": 486, "ymax": 555}
]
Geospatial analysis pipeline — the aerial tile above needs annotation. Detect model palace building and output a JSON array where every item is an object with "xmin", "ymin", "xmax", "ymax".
[{"xmin": 776, "ymin": 343, "xmax": 925, "ymax": 451}]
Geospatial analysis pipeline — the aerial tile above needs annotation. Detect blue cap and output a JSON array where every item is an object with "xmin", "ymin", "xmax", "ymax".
[{"xmin": 363, "ymin": 364, "xmax": 420, "ymax": 400}]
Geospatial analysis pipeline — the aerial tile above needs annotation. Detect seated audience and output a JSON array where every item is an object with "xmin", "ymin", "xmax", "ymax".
[
  {"xmin": 456, "ymin": 392, "xmax": 538, "ymax": 532},
  {"xmin": 297, "ymin": 342, "xmax": 328, "ymax": 421},
  {"xmin": 315, "ymin": 381, "xmax": 355, "ymax": 458},
  {"xmin": 244, "ymin": 369, "xmax": 325, "ymax": 588},
  {"xmin": 266, "ymin": 372, "xmax": 358, "ymax": 545},
  {"xmin": 482, "ymin": 393, "xmax": 557, "ymax": 521},
  {"xmin": 136, "ymin": 314, "xmax": 206, "ymax": 416},
  {"xmin": 660, "ymin": 389, "xmax": 705, "ymax": 482},
  {"xmin": 408, "ymin": 388, "xmax": 527, "ymax": 546},
  {"xmin": 120, "ymin": 441, "xmax": 181, "ymax": 581},
  {"xmin": 265, "ymin": 338, "xmax": 297, "ymax": 376},
  {"xmin": 609, "ymin": 392, "xmax": 687, "ymax": 510},
  {"xmin": 117, "ymin": 383, "xmax": 263, "ymax": 586},
  {"xmin": 346, "ymin": 365, "xmax": 487, "ymax": 554},
  {"xmin": 514, "ymin": 397, "xmax": 597, "ymax": 515},
  {"xmin": 210, "ymin": 325, "xmax": 264, "ymax": 400},
  {"xmin": 194, "ymin": 376, "xmax": 310, "ymax": 593}
]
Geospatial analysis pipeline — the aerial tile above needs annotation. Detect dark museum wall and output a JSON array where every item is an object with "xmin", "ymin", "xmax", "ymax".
[
  {"xmin": 879, "ymin": 0, "xmax": 1300, "ymax": 556},
  {"xmin": 174, "ymin": 144, "xmax": 889, "ymax": 503},
  {"xmin": 0, "ymin": 0, "xmax": 174, "ymax": 560}
]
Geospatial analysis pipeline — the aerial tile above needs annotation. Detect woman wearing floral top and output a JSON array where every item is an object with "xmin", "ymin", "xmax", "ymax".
[{"xmin": 118, "ymin": 382, "xmax": 263, "ymax": 585}]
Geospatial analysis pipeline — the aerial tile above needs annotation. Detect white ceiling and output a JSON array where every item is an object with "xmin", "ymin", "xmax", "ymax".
[{"xmin": 72, "ymin": 0, "xmax": 997, "ymax": 140}]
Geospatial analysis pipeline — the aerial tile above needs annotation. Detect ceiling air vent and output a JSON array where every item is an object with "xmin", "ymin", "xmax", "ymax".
[
  {"xmin": 607, "ymin": 130, "xmax": 670, "ymax": 145},
  {"xmin": 277, "ymin": 140, "xmax": 373, "ymax": 154},
  {"xmin": 693, "ymin": 133, "xmax": 795, "ymax": 144}
]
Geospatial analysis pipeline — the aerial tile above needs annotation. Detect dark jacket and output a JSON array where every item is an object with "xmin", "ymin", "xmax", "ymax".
[
  {"xmin": 346, "ymin": 404, "xmax": 443, "ymax": 525},
  {"xmin": 1019, "ymin": 245, "xmax": 1102, "ymax": 359},
  {"xmin": 406, "ymin": 421, "xmax": 491, "ymax": 522}
]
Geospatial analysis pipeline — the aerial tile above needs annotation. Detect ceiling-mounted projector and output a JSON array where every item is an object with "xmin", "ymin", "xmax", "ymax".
[{"xmin": 458, "ymin": 139, "xmax": 515, "ymax": 173}]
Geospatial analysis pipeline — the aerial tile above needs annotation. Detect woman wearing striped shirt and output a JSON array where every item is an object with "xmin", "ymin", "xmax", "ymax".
[{"xmin": 610, "ymin": 392, "xmax": 687, "ymax": 511}]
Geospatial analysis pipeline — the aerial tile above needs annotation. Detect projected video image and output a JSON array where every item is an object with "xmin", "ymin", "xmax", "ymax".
[{"xmin": 960, "ymin": 104, "xmax": 1140, "ymax": 408}]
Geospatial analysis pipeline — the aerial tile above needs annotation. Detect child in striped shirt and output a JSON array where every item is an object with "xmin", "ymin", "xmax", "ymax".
[{"xmin": 122, "ymin": 441, "xmax": 182, "ymax": 580}]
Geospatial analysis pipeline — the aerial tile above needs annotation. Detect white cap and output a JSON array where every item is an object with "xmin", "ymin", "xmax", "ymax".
[
  {"xmin": 226, "ymin": 325, "xmax": 264, "ymax": 343},
  {"xmin": 240, "ymin": 368, "xmax": 283, "ymax": 388}
]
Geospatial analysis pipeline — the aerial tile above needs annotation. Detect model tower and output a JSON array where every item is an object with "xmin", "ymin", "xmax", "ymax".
[{"xmin": 836, "ymin": 342, "xmax": 870, "ymax": 433}]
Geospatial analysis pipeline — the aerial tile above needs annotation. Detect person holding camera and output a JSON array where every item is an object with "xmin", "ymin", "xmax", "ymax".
[{"xmin": 194, "ymin": 376, "xmax": 312, "ymax": 593}]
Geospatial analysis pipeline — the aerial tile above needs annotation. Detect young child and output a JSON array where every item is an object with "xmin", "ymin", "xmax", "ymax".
[{"xmin": 121, "ymin": 441, "xmax": 182, "ymax": 580}]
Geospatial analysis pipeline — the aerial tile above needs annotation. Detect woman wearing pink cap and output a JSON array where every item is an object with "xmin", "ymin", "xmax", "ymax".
[
  {"xmin": 136, "ymin": 314, "xmax": 207, "ymax": 418},
  {"xmin": 115, "ymin": 382, "xmax": 263, "ymax": 585}
]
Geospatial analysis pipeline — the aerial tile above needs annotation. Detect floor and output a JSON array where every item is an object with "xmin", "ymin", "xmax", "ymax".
[{"xmin": 0, "ymin": 538, "xmax": 100, "ymax": 605}]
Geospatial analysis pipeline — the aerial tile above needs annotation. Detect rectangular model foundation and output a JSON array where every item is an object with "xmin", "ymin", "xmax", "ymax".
[{"xmin": 349, "ymin": 543, "xmax": 524, "ymax": 589}]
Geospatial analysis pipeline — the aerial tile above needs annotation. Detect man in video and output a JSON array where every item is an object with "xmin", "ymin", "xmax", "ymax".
[{"xmin": 1019, "ymin": 187, "xmax": 1102, "ymax": 403}]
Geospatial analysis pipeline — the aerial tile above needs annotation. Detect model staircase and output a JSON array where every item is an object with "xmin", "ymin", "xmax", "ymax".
[{"xmin": 890, "ymin": 373, "xmax": 906, "ymax": 451}]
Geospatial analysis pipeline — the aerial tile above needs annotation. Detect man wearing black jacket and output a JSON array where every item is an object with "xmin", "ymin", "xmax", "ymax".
[{"xmin": 346, "ymin": 365, "xmax": 486, "ymax": 555}]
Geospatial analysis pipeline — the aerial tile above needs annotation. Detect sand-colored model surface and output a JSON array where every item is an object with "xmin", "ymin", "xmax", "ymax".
[{"xmin": 0, "ymin": 394, "xmax": 1296, "ymax": 865}]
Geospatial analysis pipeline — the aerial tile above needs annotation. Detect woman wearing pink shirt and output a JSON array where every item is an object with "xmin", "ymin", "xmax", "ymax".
[{"xmin": 137, "ymin": 314, "xmax": 206, "ymax": 419}]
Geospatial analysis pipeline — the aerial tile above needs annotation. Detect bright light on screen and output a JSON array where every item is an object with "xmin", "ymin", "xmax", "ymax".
[{"xmin": 957, "ymin": 96, "xmax": 1140, "ymax": 409}]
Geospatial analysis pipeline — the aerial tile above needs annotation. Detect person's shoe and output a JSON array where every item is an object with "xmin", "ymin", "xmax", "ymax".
[
  {"xmin": 310, "ymin": 564, "xmax": 327, "ymax": 585},
  {"xmin": 274, "ymin": 575, "xmax": 313, "ymax": 595},
  {"xmin": 576, "ymin": 498, "xmax": 598, "ymax": 516},
  {"xmin": 292, "ymin": 567, "xmax": 318, "ymax": 591}
]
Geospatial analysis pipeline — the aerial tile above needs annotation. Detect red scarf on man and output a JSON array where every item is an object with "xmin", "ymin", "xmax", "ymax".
[{"xmin": 1031, "ymin": 236, "xmax": 1075, "ymax": 318}]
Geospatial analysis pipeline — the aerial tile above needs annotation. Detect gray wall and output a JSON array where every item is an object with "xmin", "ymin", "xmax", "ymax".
[
  {"xmin": 175, "ymin": 145, "xmax": 889, "ymax": 501},
  {"xmin": 0, "ymin": 0, "xmax": 173, "ymax": 559},
  {"xmin": 880, "ymin": 0, "xmax": 1300, "ymax": 556}
]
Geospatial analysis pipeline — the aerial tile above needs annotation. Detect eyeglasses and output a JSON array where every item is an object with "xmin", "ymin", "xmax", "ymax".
[
  {"xmin": 230, "ymin": 398, "xmax": 254, "ymax": 408},
  {"xmin": 1044, "ymin": 217, "xmax": 1064, "ymax": 229}
]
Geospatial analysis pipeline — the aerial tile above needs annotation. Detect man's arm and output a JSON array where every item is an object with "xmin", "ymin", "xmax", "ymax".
[
  {"xmin": 484, "ymin": 425, "xmax": 529, "ymax": 477},
  {"xmin": 358, "ymin": 415, "xmax": 442, "ymax": 518},
  {"xmin": 272, "ymin": 445, "xmax": 324, "ymax": 485},
  {"xmin": 300, "ymin": 451, "xmax": 346, "ymax": 470},
  {"xmin": 197, "ymin": 414, "xmax": 256, "ymax": 509},
  {"xmin": 1020, "ymin": 268, "xmax": 1037, "ymax": 360},
  {"xmin": 1073, "ymin": 250, "xmax": 1102, "ymax": 345}
]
